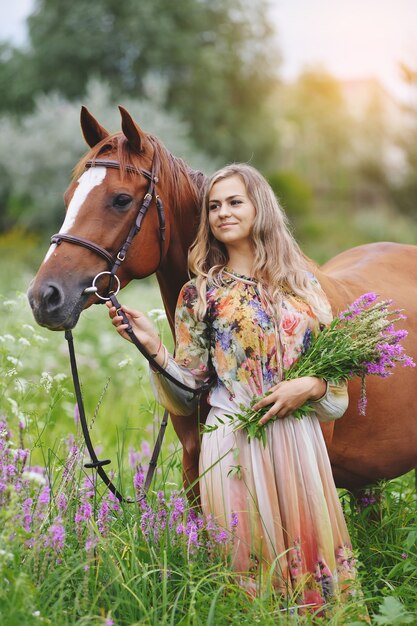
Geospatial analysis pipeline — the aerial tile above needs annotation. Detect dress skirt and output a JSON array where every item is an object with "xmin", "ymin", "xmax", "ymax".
[{"xmin": 200, "ymin": 409, "xmax": 357, "ymax": 606}]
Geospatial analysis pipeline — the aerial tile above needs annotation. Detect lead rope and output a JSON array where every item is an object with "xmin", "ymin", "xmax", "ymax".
[{"xmin": 65, "ymin": 295, "xmax": 212, "ymax": 503}]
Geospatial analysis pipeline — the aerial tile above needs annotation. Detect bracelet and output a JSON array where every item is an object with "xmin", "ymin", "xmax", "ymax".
[{"xmin": 149, "ymin": 337, "xmax": 162, "ymax": 359}]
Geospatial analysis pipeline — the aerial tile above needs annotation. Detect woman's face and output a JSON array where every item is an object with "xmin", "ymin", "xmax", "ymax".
[{"xmin": 208, "ymin": 175, "xmax": 256, "ymax": 252}]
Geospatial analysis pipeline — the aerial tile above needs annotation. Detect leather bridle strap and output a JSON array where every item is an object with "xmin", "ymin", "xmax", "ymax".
[
  {"xmin": 51, "ymin": 233, "xmax": 114, "ymax": 266},
  {"xmin": 50, "ymin": 152, "xmax": 166, "ymax": 282}
]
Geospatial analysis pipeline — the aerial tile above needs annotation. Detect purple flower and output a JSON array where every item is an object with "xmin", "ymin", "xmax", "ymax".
[
  {"xmin": 85, "ymin": 536, "xmax": 98, "ymax": 552},
  {"xmin": 22, "ymin": 498, "xmax": 33, "ymax": 532},
  {"xmin": 215, "ymin": 529, "xmax": 228, "ymax": 544},
  {"xmin": 75, "ymin": 502, "xmax": 92, "ymax": 525},
  {"xmin": 38, "ymin": 486, "xmax": 50, "ymax": 506},
  {"xmin": 56, "ymin": 493, "xmax": 68, "ymax": 512},
  {"xmin": 134, "ymin": 467, "xmax": 145, "ymax": 490},
  {"xmin": 339, "ymin": 292, "xmax": 379, "ymax": 319},
  {"xmin": 186, "ymin": 522, "xmax": 198, "ymax": 546},
  {"xmin": 230, "ymin": 512, "xmax": 239, "ymax": 529},
  {"xmin": 98, "ymin": 500, "xmax": 110, "ymax": 536},
  {"xmin": 46, "ymin": 517, "xmax": 65, "ymax": 553}
]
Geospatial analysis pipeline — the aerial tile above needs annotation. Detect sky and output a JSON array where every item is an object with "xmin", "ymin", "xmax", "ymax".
[{"xmin": 1, "ymin": 0, "xmax": 416, "ymax": 101}]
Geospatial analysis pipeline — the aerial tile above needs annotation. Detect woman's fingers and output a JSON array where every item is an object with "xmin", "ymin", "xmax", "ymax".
[{"xmin": 258, "ymin": 402, "xmax": 284, "ymax": 424}]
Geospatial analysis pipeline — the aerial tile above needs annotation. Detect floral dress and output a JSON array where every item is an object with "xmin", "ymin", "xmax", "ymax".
[{"xmin": 151, "ymin": 269, "xmax": 357, "ymax": 607}]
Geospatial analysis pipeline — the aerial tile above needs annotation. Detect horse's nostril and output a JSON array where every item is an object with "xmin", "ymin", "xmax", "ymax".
[{"xmin": 43, "ymin": 284, "xmax": 64, "ymax": 312}]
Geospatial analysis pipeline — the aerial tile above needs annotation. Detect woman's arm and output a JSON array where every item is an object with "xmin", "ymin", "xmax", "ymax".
[{"xmin": 107, "ymin": 283, "xmax": 213, "ymax": 416}]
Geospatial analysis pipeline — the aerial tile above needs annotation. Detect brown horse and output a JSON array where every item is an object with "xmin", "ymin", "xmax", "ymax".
[{"xmin": 28, "ymin": 106, "xmax": 417, "ymax": 492}]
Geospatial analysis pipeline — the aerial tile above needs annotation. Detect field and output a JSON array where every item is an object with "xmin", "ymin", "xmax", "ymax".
[{"xmin": 1, "ymin": 232, "xmax": 416, "ymax": 625}]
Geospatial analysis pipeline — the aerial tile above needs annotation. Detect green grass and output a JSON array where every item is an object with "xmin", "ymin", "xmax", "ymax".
[{"xmin": 1, "ymin": 233, "xmax": 417, "ymax": 625}]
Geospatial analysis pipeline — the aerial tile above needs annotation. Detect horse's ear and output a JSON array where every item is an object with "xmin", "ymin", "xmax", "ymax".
[
  {"xmin": 119, "ymin": 105, "xmax": 145, "ymax": 153},
  {"xmin": 80, "ymin": 106, "xmax": 110, "ymax": 147}
]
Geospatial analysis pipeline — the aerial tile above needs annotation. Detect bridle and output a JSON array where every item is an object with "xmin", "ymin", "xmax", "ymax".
[
  {"xmin": 51, "ymin": 153, "xmax": 167, "ymax": 296},
  {"xmin": 52, "ymin": 153, "xmax": 211, "ymax": 502}
]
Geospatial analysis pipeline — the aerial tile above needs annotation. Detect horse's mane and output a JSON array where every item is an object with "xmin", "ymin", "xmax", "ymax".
[{"xmin": 73, "ymin": 132, "xmax": 207, "ymax": 214}]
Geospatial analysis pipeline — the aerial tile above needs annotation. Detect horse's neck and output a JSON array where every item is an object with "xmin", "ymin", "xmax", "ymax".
[
  {"xmin": 311, "ymin": 263, "xmax": 354, "ymax": 314},
  {"xmin": 157, "ymin": 167, "xmax": 207, "ymax": 332}
]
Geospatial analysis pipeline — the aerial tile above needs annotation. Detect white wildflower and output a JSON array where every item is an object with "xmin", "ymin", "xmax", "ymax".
[
  {"xmin": 6, "ymin": 356, "xmax": 22, "ymax": 368},
  {"xmin": 53, "ymin": 373, "xmax": 67, "ymax": 382},
  {"xmin": 7, "ymin": 398, "xmax": 19, "ymax": 415},
  {"xmin": 18, "ymin": 337, "xmax": 31, "ymax": 347},
  {"xmin": 40, "ymin": 371, "xmax": 53, "ymax": 393},
  {"xmin": 22, "ymin": 470, "xmax": 47, "ymax": 486},
  {"xmin": 23, "ymin": 323, "xmax": 35, "ymax": 334},
  {"xmin": 0, "ymin": 549, "xmax": 13, "ymax": 561},
  {"xmin": 3, "ymin": 334, "xmax": 16, "ymax": 342},
  {"xmin": 148, "ymin": 308, "xmax": 167, "ymax": 322},
  {"xmin": 33, "ymin": 334, "xmax": 48, "ymax": 344},
  {"xmin": 2, "ymin": 299, "xmax": 17, "ymax": 308},
  {"xmin": 118, "ymin": 358, "xmax": 132, "ymax": 369},
  {"xmin": 14, "ymin": 378, "xmax": 29, "ymax": 394}
]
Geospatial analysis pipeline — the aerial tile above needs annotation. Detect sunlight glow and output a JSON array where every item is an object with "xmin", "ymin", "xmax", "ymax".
[{"xmin": 272, "ymin": 0, "xmax": 417, "ymax": 99}]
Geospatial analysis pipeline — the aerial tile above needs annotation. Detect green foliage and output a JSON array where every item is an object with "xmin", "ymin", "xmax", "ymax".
[
  {"xmin": 267, "ymin": 170, "xmax": 313, "ymax": 220},
  {"xmin": 275, "ymin": 69, "xmax": 354, "ymax": 189},
  {"xmin": 373, "ymin": 597, "xmax": 416, "ymax": 624},
  {"xmin": 0, "ymin": 0, "xmax": 278, "ymax": 167}
]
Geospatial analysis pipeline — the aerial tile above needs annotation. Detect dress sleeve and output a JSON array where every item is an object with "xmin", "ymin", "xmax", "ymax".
[
  {"xmin": 307, "ymin": 271, "xmax": 349, "ymax": 422},
  {"xmin": 310, "ymin": 380, "xmax": 349, "ymax": 422},
  {"xmin": 149, "ymin": 281, "xmax": 213, "ymax": 416}
]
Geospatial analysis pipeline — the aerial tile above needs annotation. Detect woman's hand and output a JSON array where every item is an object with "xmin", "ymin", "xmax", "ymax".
[
  {"xmin": 106, "ymin": 302, "xmax": 161, "ymax": 356},
  {"xmin": 253, "ymin": 377, "xmax": 327, "ymax": 425}
]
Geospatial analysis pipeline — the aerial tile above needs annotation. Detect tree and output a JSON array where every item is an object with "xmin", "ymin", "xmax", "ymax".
[{"xmin": 0, "ymin": 0, "xmax": 280, "ymax": 168}]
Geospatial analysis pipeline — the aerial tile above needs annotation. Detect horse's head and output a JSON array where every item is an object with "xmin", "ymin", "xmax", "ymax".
[{"xmin": 28, "ymin": 106, "xmax": 201, "ymax": 330}]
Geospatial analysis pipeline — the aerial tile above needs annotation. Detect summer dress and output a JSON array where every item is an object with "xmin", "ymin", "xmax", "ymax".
[{"xmin": 151, "ymin": 269, "xmax": 357, "ymax": 607}]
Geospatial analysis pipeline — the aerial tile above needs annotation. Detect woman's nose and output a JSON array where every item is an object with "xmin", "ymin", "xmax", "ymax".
[{"xmin": 218, "ymin": 203, "xmax": 231, "ymax": 217}]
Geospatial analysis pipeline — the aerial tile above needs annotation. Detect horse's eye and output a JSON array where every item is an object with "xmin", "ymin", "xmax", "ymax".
[{"xmin": 113, "ymin": 194, "xmax": 133, "ymax": 209}]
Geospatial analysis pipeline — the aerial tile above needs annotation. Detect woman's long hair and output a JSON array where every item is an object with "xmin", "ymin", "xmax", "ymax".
[{"xmin": 188, "ymin": 164, "xmax": 329, "ymax": 321}]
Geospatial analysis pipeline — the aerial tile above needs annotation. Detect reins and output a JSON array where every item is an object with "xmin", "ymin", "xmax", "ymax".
[{"xmin": 56, "ymin": 152, "xmax": 211, "ymax": 502}]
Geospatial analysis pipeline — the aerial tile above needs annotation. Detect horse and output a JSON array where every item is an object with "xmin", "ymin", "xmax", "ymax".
[{"xmin": 28, "ymin": 106, "xmax": 417, "ymax": 494}]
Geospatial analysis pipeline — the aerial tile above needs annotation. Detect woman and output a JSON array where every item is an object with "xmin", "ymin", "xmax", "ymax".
[{"xmin": 107, "ymin": 164, "xmax": 358, "ymax": 610}]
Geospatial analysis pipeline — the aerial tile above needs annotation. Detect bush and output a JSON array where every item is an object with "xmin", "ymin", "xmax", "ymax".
[{"xmin": 267, "ymin": 169, "xmax": 313, "ymax": 220}]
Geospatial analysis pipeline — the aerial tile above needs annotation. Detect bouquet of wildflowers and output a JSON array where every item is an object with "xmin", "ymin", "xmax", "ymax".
[{"xmin": 230, "ymin": 293, "xmax": 415, "ymax": 445}]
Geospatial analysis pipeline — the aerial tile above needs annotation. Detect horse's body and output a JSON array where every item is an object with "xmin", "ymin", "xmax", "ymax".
[{"xmin": 28, "ymin": 107, "xmax": 417, "ymax": 491}]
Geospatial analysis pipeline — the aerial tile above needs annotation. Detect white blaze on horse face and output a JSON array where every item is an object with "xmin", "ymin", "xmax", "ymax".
[{"xmin": 43, "ymin": 167, "xmax": 107, "ymax": 263}]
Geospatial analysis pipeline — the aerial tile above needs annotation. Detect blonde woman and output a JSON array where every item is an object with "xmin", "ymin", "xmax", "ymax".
[{"xmin": 107, "ymin": 164, "xmax": 358, "ymax": 611}]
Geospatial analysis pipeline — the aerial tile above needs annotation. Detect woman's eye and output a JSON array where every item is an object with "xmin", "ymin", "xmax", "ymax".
[
  {"xmin": 113, "ymin": 194, "xmax": 133, "ymax": 208},
  {"xmin": 231, "ymin": 199, "xmax": 242, "ymax": 206},
  {"xmin": 209, "ymin": 203, "xmax": 219, "ymax": 211}
]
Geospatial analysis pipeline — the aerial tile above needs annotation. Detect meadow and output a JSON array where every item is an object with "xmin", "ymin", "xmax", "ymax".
[{"xmin": 1, "ymin": 231, "xmax": 416, "ymax": 626}]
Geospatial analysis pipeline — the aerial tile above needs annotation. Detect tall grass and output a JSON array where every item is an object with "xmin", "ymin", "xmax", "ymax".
[{"xmin": 1, "ymin": 234, "xmax": 416, "ymax": 625}]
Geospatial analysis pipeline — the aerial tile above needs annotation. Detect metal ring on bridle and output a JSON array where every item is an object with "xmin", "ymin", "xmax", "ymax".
[{"xmin": 91, "ymin": 271, "xmax": 121, "ymax": 301}]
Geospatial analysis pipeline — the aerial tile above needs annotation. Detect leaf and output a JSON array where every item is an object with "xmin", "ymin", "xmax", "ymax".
[
  {"xmin": 227, "ymin": 465, "xmax": 242, "ymax": 479},
  {"xmin": 201, "ymin": 423, "xmax": 218, "ymax": 434},
  {"xmin": 373, "ymin": 596, "xmax": 415, "ymax": 625}
]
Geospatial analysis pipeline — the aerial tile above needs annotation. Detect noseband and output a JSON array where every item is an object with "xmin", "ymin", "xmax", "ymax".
[{"xmin": 50, "ymin": 153, "xmax": 166, "ymax": 300}]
